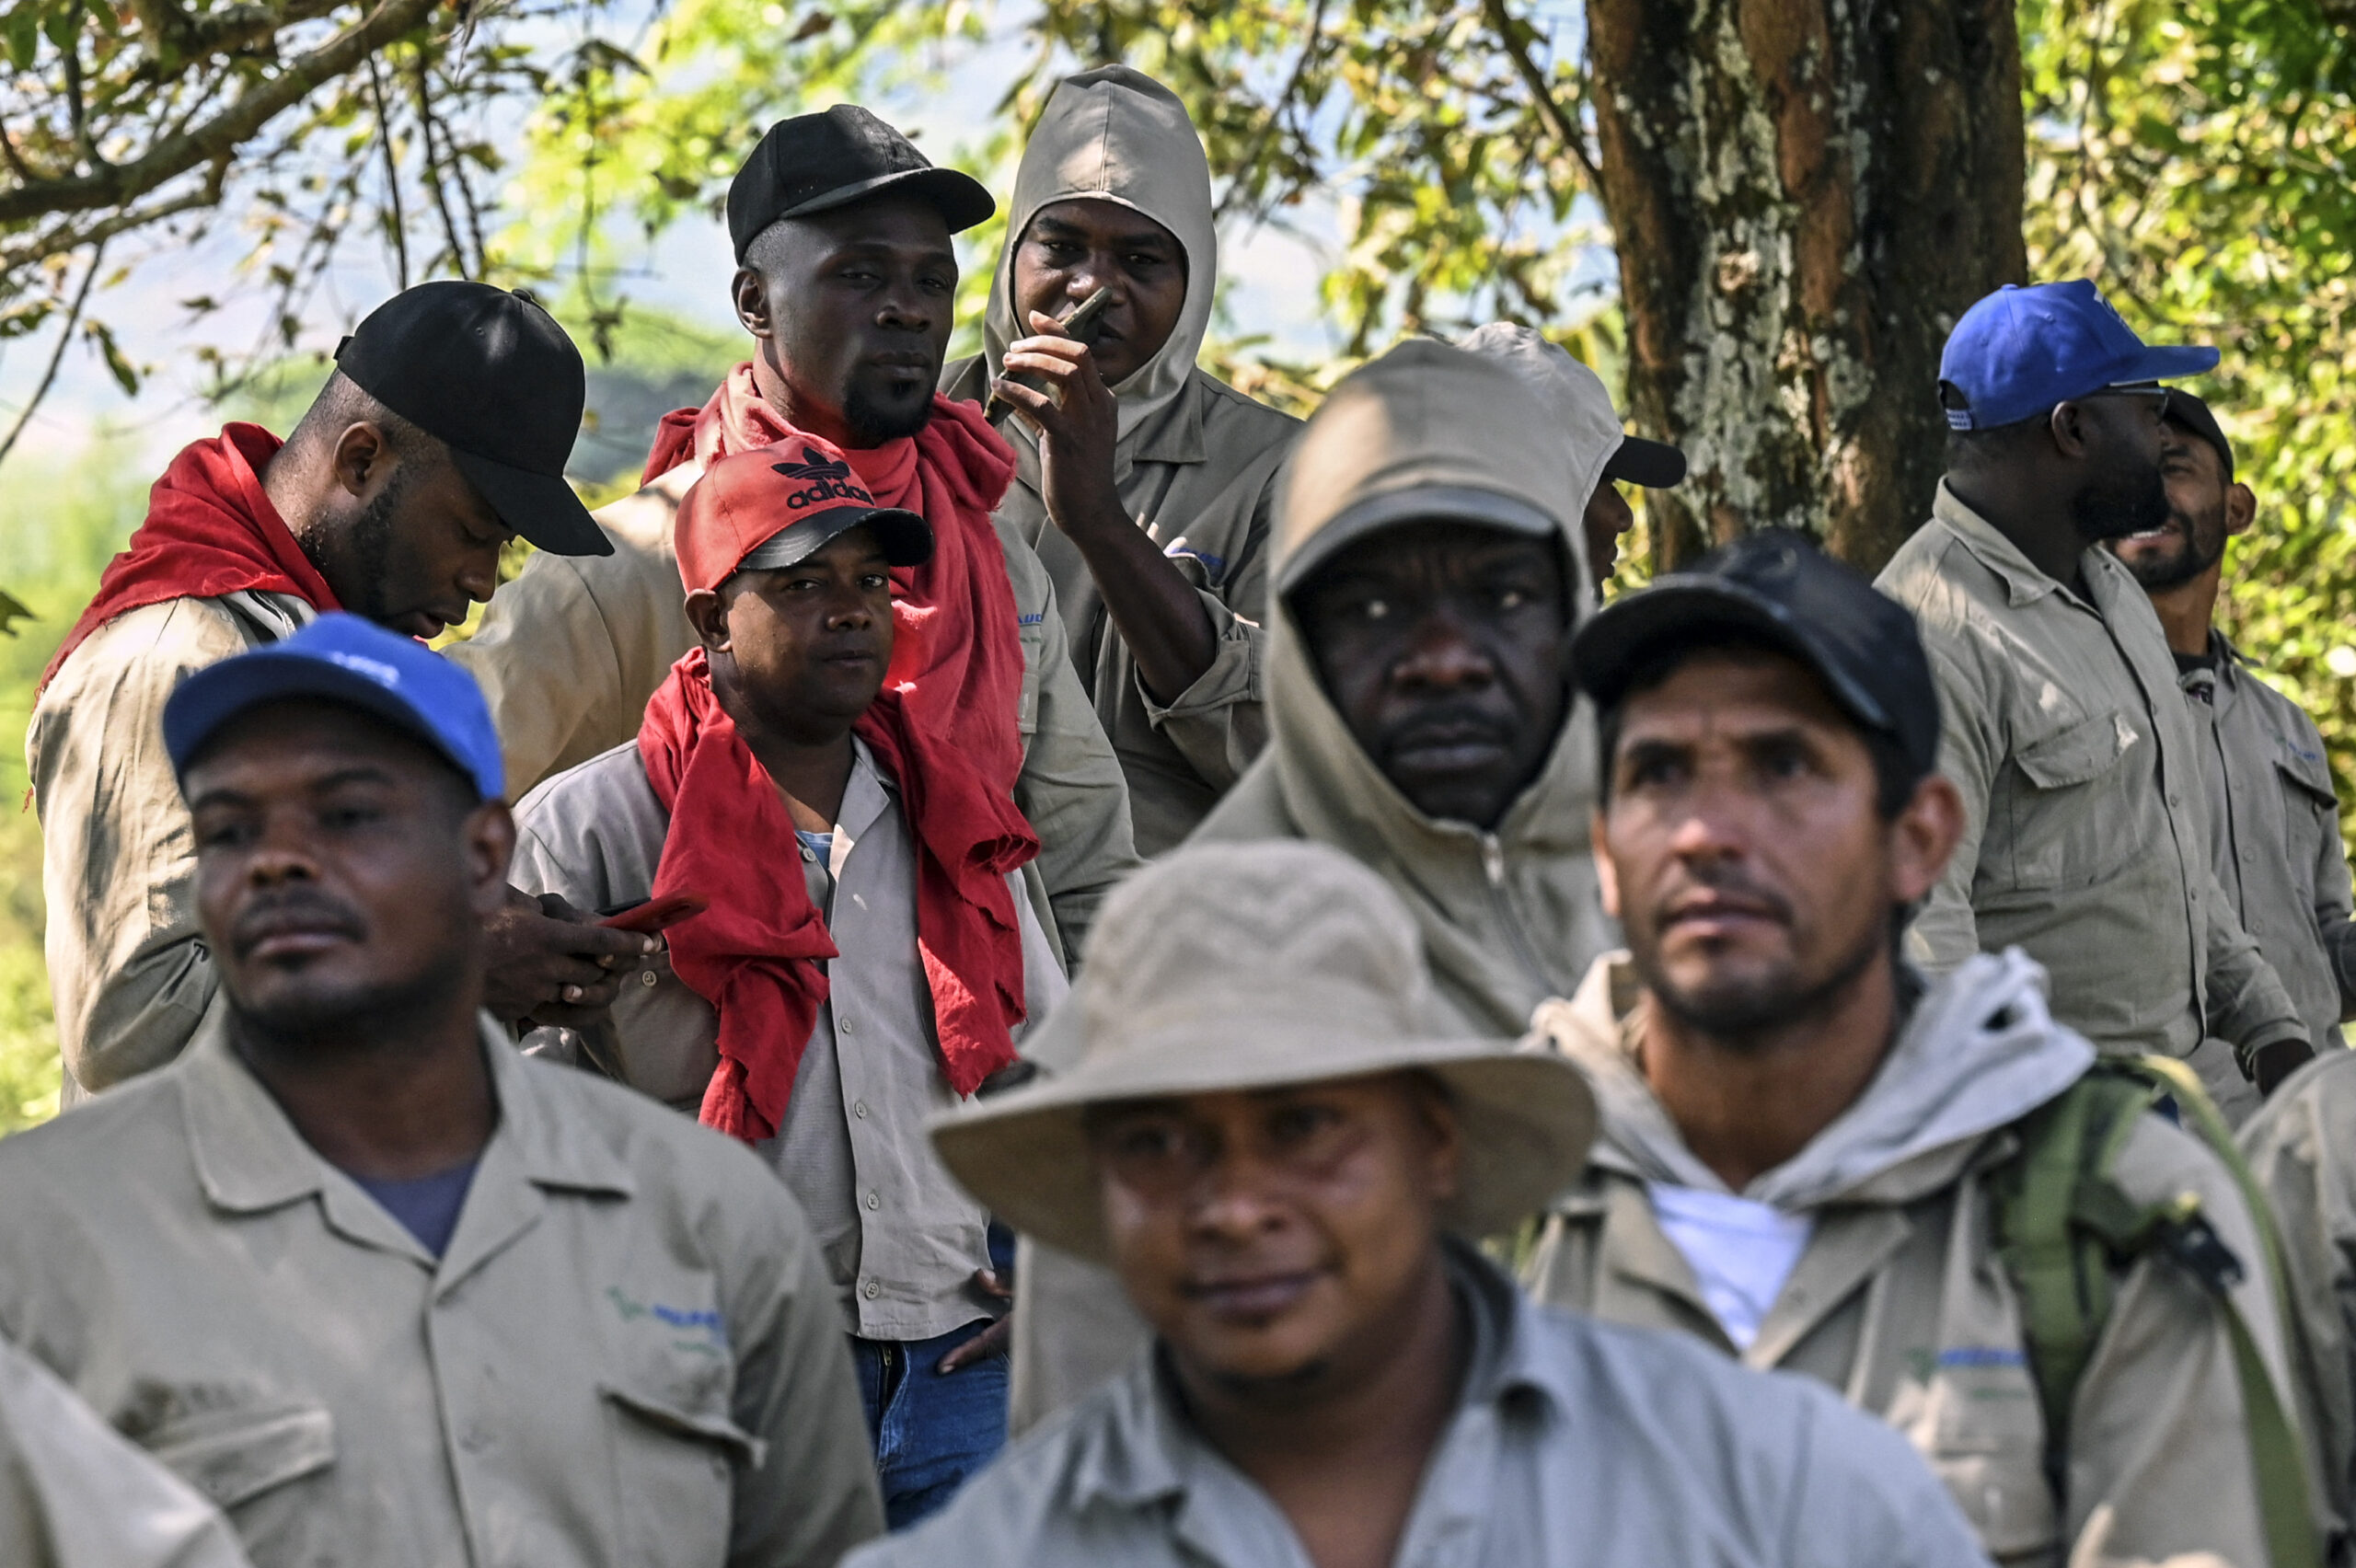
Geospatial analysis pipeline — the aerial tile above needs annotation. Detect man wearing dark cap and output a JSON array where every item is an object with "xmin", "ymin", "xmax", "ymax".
[
  {"xmin": 508, "ymin": 443, "xmax": 1071, "ymax": 1525},
  {"xmin": 31, "ymin": 281, "xmax": 649, "ymax": 1099},
  {"xmin": 1876, "ymin": 280, "xmax": 2311, "ymax": 1118},
  {"xmin": 2105, "ymin": 392, "xmax": 2356, "ymax": 1056},
  {"xmin": 456, "ymin": 106, "xmax": 1139, "ymax": 963},
  {"xmin": 1527, "ymin": 532, "xmax": 2316, "ymax": 1568},
  {"xmin": 0, "ymin": 615, "xmax": 884, "ymax": 1568}
]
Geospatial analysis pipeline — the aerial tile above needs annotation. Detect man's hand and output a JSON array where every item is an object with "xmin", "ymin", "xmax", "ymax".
[
  {"xmin": 995, "ymin": 310, "xmax": 1127, "ymax": 543},
  {"xmin": 481, "ymin": 887, "xmax": 657, "ymax": 1030},
  {"xmin": 938, "ymin": 1267, "xmax": 1014, "ymax": 1375}
]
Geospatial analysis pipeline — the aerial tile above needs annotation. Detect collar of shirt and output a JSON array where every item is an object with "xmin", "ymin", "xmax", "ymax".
[
  {"xmin": 1057, "ymin": 1239, "xmax": 1566, "ymax": 1526},
  {"xmin": 1930, "ymin": 480, "xmax": 2098, "ymax": 612},
  {"xmin": 177, "ymin": 1006, "xmax": 637, "ymax": 1279}
]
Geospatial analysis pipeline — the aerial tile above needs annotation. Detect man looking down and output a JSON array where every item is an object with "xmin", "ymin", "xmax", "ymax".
[
  {"xmin": 0, "ymin": 615, "xmax": 883, "ymax": 1567},
  {"xmin": 454, "ymin": 106, "xmax": 1139, "ymax": 963},
  {"xmin": 849, "ymin": 840, "xmax": 1992, "ymax": 1568},
  {"xmin": 941, "ymin": 65, "xmax": 1300, "ymax": 854},
  {"xmin": 30, "ymin": 282, "xmax": 644, "ymax": 1097},
  {"xmin": 510, "ymin": 444, "xmax": 1070, "ymax": 1524},
  {"xmin": 1527, "ymin": 532, "xmax": 2315, "ymax": 1568}
]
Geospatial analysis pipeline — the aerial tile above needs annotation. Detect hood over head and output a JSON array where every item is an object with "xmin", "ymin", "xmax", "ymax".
[
  {"xmin": 1193, "ymin": 339, "xmax": 1619, "ymax": 1037},
  {"xmin": 1540, "ymin": 948, "xmax": 2096, "ymax": 1210},
  {"xmin": 984, "ymin": 65, "xmax": 1217, "ymax": 446}
]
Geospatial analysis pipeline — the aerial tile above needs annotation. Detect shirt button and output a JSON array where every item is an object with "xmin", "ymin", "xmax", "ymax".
[
  {"xmin": 861, "ymin": 1279, "xmax": 881, "ymax": 1300},
  {"xmin": 838, "ymin": 1016, "xmax": 855, "ymax": 1035},
  {"xmin": 2168, "ymin": 793, "xmax": 2182, "ymax": 807},
  {"xmin": 639, "ymin": 969, "xmax": 658, "ymax": 987},
  {"xmin": 459, "ymin": 1424, "xmax": 491, "ymax": 1453},
  {"xmin": 853, "ymin": 1101, "xmax": 869, "ymax": 1119},
  {"xmin": 865, "ymin": 1190, "xmax": 882, "ymax": 1211}
]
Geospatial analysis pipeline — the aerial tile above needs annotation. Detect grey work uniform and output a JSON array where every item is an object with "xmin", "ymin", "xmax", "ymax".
[
  {"xmin": 1877, "ymin": 482, "xmax": 2305, "ymax": 1111},
  {"xmin": 511, "ymin": 737, "xmax": 1069, "ymax": 1337},
  {"xmin": 2180, "ymin": 631, "xmax": 2356, "ymax": 1052},
  {"xmin": 846, "ymin": 1242, "xmax": 1993, "ymax": 1568},
  {"xmin": 0, "ymin": 1013, "xmax": 884, "ymax": 1568}
]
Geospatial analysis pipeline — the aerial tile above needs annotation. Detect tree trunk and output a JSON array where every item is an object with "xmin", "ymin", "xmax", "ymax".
[{"xmin": 1584, "ymin": 0, "xmax": 2027, "ymax": 572}]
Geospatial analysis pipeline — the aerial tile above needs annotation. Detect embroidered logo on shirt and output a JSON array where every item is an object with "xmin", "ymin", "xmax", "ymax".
[
  {"xmin": 1018, "ymin": 612, "xmax": 1045, "ymax": 626},
  {"xmin": 607, "ymin": 1286, "xmax": 729, "ymax": 1357}
]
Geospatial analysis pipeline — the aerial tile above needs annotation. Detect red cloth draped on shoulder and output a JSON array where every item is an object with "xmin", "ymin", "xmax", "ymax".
[
  {"xmin": 638, "ymin": 647, "xmax": 1036, "ymax": 1142},
  {"xmin": 643, "ymin": 363, "xmax": 1027, "ymax": 797},
  {"xmin": 40, "ymin": 424, "xmax": 339, "ymax": 689}
]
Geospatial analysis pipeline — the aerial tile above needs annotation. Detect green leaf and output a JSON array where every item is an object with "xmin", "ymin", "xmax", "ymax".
[
  {"xmin": 0, "ymin": 588, "xmax": 30, "ymax": 639},
  {"xmin": 82, "ymin": 320, "xmax": 139, "ymax": 396},
  {"xmin": 4, "ymin": 6, "xmax": 37, "ymax": 68}
]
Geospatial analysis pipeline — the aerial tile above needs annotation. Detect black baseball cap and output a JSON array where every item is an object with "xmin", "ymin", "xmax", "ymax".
[
  {"xmin": 1603, "ymin": 435, "xmax": 1688, "ymax": 489},
  {"xmin": 728, "ymin": 106, "xmax": 995, "ymax": 261},
  {"xmin": 2165, "ymin": 389, "xmax": 2235, "ymax": 479},
  {"xmin": 333, "ymin": 282, "xmax": 610, "ymax": 558},
  {"xmin": 1573, "ymin": 528, "xmax": 1941, "ymax": 780}
]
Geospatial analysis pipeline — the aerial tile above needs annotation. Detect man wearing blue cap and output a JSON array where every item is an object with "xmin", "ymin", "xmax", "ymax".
[
  {"xmin": 0, "ymin": 615, "xmax": 884, "ymax": 1568},
  {"xmin": 30, "ymin": 281, "xmax": 651, "ymax": 1103},
  {"xmin": 1877, "ymin": 280, "xmax": 2311, "ymax": 1113}
]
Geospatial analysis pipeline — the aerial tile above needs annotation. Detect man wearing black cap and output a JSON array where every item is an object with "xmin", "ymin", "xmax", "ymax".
[
  {"xmin": 1875, "ymin": 280, "xmax": 2311, "ymax": 1115},
  {"xmin": 2105, "ymin": 393, "xmax": 2356, "ymax": 1058},
  {"xmin": 0, "ymin": 614, "xmax": 884, "ymax": 1568},
  {"xmin": 30, "ymin": 281, "xmax": 650, "ymax": 1100},
  {"xmin": 1526, "ymin": 531, "xmax": 2316, "ymax": 1568},
  {"xmin": 455, "ymin": 107, "xmax": 1138, "ymax": 964}
]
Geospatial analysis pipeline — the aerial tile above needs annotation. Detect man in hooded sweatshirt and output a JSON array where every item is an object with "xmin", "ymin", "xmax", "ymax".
[
  {"xmin": 507, "ymin": 445, "xmax": 1071, "ymax": 1525},
  {"xmin": 1005, "ymin": 338, "xmax": 1629, "ymax": 1427},
  {"xmin": 1525, "ymin": 530, "xmax": 2310, "ymax": 1568},
  {"xmin": 30, "ymin": 282, "xmax": 651, "ymax": 1098},
  {"xmin": 451, "ymin": 107, "xmax": 1140, "ymax": 964},
  {"xmin": 938, "ymin": 66, "xmax": 1300, "ymax": 855}
]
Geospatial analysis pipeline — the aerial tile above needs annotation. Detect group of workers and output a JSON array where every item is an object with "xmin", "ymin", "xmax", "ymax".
[{"xmin": 9, "ymin": 59, "xmax": 2356, "ymax": 1568}]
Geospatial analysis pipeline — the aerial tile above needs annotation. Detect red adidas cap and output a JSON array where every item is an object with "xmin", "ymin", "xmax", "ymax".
[{"xmin": 675, "ymin": 441, "xmax": 933, "ymax": 594}]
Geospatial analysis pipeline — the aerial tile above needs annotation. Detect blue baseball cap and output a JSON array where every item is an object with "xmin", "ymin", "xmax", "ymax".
[
  {"xmin": 164, "ymin": 614, "xmax": 505, "ymax": 802},
  {"xmin": 1938, "ymin": 280, "xmax": 2218, "ymax": 431}
]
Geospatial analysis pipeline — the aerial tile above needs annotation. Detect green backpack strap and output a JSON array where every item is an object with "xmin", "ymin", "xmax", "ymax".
[{"xmin": 1992, "ymin": 1056, "xmax": 2321, "ymax": 1568}]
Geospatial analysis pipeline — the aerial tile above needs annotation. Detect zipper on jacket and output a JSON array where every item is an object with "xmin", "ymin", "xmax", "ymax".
[{"xmin": 1480, "ymin": 832, "xmax": 1553, "ymax": 994}]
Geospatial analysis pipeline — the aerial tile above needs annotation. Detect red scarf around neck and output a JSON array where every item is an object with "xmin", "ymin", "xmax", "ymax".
[
  {"xmin": 644, "ymin": 364, "xmax": 1027, "ymax": 797},
  {"xmin": 41, "ymin": 424, "xmax": 339, "ymax": 688},
  {"xmin": 640, "ymin": 647, "xmax": 1037, "ymax": 1142}
]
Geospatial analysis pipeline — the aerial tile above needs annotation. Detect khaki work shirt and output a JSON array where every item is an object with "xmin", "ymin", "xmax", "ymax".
[
  {"xmin": 1528, "ymin": 956, "xmax": 2304, "ymax": 1568},
  {"xmin": 447, "ymin": 459, "xmax": 1142, "ymax": 969},
  {"xmin": 511, "ymin": 739, "xmax": 1068, "ymax": 1341},
  {"xmin": 1876, "ymin": 484, "xmax": 2305, "ymax": 1076},
  {"xmin": 0, "ymin": 1013, "xmax": 884, "ymax": 1568},
  {"xmin": 0, "ymin": 1335, "xmax": 253, "ymax": 1568},
  {"xmin": 2181, "ymin": 633, "xmax": 2356, "ymax": 1053},
  {"xmin": 28, "ymin": 590, "xmax": 316, "ymax": 1096},
  {"xmin": 943, "ymin": 359, "xmax": 1298, "ymax": 855},
  {"xmin": 848, "ymin": 1242, "xmax": 1991, "ymax": 1568}
]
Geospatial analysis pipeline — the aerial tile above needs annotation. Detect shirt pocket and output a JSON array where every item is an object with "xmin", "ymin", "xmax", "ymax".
[
  {"xmin": 145, "ymin": 1399, "xmax": 337, "ymax": 1555},
  {"xmin": 2273, "ymin": 747, "xmax": 2339, "ymax": 859},
  {"xmin": 1997, "ymin": 709, "xmax": 2134, "ymax": 893},
  {"xmin": 600, "ymin": 1358, "xmax": 763, "ymax": 1568},
  {"xmin": 1900, "ymin": 1355, "xmax": 2058, "ymax": 1559}
]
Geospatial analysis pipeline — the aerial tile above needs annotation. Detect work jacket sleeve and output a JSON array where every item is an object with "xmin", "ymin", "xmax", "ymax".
[
  {"xmin": 2310, "ymin": 811, "xmax": 2356, "ymax": 1020},
  {"xmin": 1008, "ymin": 560, "xmax": 1144, "ymax": 969},
  {"xmin": 722, "ymin": 1174, "xmax": 889, "ymax": 1566},
  {"xmin": 2202, "ymin": 877, "xmax": 2313, "ymax": 1068},
  {"xmin": 1911, "ymin": 641, "xmax": 1993, "ymax": 973},
  {"xmin": 2062, "ymin": 1113, "xmax": 2315, "ymax": 1567},
  {"xmin": 1132, "ymin": 454, "xmax": 1282, "ymax": 793},
  {"xmin": 29, "ymin": 600, "xmax": 247, "ymax": 1092}
]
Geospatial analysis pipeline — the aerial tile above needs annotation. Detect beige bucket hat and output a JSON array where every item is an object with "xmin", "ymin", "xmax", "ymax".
[{"xmin": 930, "ymin": 840, "xmax": 1599, "ymax": 1267}]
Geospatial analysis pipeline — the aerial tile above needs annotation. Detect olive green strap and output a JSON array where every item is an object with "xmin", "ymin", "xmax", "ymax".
[{"xmin": 1996, "ymin": 1078, "xmax": 2100, "ymax": 1463}]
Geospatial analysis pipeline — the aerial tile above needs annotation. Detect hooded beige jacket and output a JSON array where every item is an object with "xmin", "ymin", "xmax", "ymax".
[
  {"xmin": 1528, "ymin": 951, "xmax": 2304, "ymax": 1568},
  {"xmin": 941, "ymin": 66, "xmax": 1299, "ymax": 855},
  {"xmin": 1004, "ymin": 340, "xmax": 1620, "ymax": 1430}
]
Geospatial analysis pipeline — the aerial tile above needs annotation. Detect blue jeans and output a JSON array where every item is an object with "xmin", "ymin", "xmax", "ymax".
[{"xmin": 849, "ymin": 1318, "xmax": 1008, "ymax": 1528}]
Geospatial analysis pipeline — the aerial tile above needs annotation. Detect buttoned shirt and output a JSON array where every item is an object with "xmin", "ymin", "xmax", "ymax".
[
  {"xmin": 847, "ymin": 1243, "xmax": 1989, "ymax": 1568},
  {"xmin": 2181, "ymin": 632, "xmax": 2356, "ymax": 1052},
  {"xmin": 511, "ymin": 738, "xmax": 1069, "ymax": 1341},
  {"xmin": 1876, "ymin": 483, "xmax": 2304, "ymax": 1071},
  {"xmin": 0, "ymin": 1012, "xmax": 884, "ymax": 1568},
  {"xmin": 28, "ymin": 589, "xmax": 315, "ymax": 1096}
]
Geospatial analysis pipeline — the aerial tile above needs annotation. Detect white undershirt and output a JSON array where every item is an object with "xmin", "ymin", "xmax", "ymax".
[{"xmin": 1646, "ymin": 1182, "xmax": 1815, "ymax": 1352}]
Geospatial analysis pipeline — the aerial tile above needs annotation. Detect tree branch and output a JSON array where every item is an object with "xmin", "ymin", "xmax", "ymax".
[
  {"xmin": 1215, "ymin": 0, "xmax": 1327, "ymax": 222},
  {"xmin": 0, "ymin": 239, "xmax": 107, "ymax": 467},
  {"xmin": 0, "ymin": 164, "xmax": 223, "ymax": 273},
  {"xmin": 0, "ymin": 0, "xmax": 441, "ymax": 225},
  {"xmin": 1484, "ymin": 0, "xmax": 1601, "ymax": 195},
  {"xmin": 366, "ymin": 51, "xmax": 409, "ymax": 287}
]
